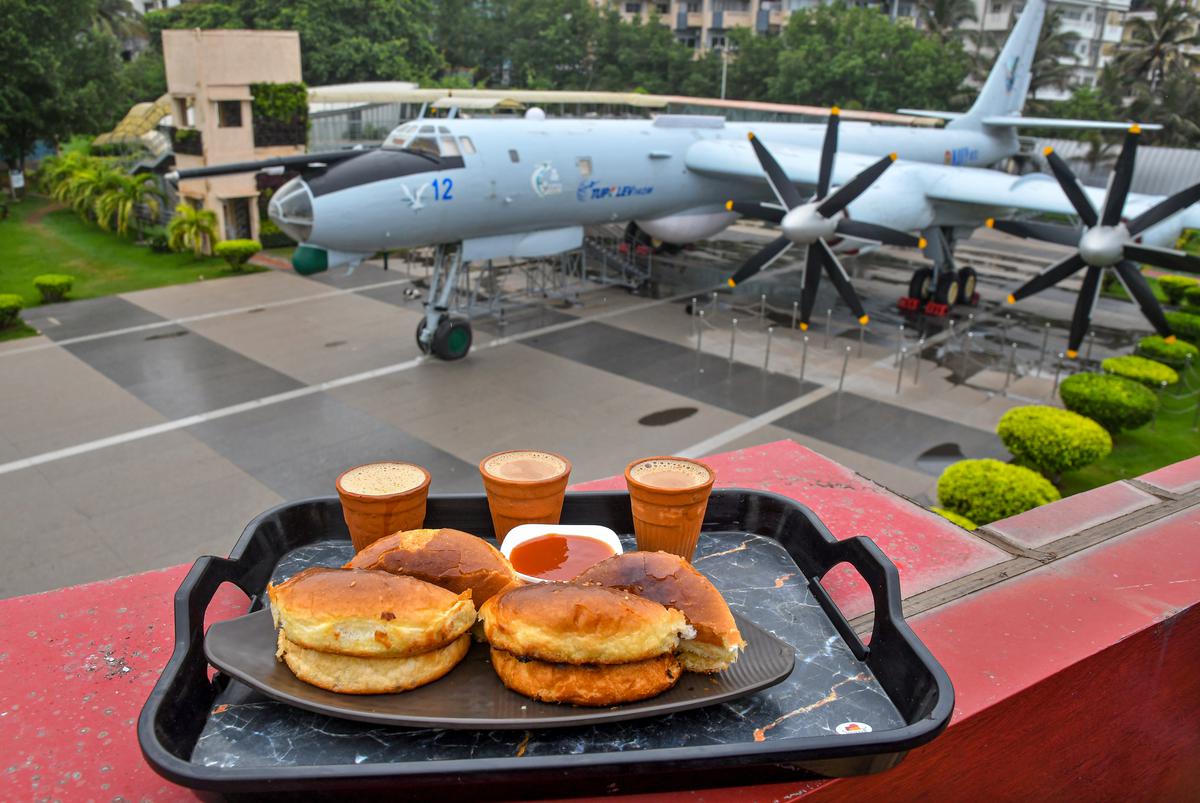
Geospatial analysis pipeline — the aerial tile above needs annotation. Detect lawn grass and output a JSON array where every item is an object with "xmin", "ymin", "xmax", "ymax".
[
  {"xmin": 0, "ymin": 196, "xmax": 263, "ymax": 311},
  {"xmin": 1060, "ymin": 397, "xmax": 1200, "ymax": 495}
]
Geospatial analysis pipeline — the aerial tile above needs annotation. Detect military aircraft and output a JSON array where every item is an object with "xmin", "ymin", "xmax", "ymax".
[{"xmin": 171, "ymin": 0, "xmax": 1200, "ymax": 360}]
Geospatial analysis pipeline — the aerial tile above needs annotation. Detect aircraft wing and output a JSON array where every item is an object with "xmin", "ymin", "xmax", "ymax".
[{"xmin": 684, "ymin": 138, "xmax": 882, "ymax": 193}]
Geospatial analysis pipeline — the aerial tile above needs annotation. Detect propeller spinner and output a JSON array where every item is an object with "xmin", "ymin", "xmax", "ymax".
[
  {"xmin": 725, "ymin": 109, "xmax": 925, "ymax": 330},
  {"xmin": 991, "ymin": 125, "xmax": 1200, "ymax": 357}
]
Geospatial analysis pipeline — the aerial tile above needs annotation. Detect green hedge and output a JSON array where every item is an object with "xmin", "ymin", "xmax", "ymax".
[
  {"xmin": 33, "ymin": 274, "xmax": 75, "ymax": 303},
  {"xmin": 937, "ymin": 459, "xmax": 1061, "ymax": 525},
  {"xmin": 1138, "ymin": 335, "xmax": 1198, "ymax": 369},
  {"xmin": 213, "ymin": 239, "xmax": 262, "ymax": 271},
  {"xmin": 997, "ymin": 405, "xmax": 1112, "ymax": 475},
  {"xmin": 931, "ymin": 507, "xmax": 977, "ymax": 531},
  {"xmin": 1060, "ymin": 372, "xmax": 1158, "ymax": 432},
  {"xmin": 1159, "ymin": 275, "xmax": 1198, "ymax": 305},
  {"xmin": 1101, "ymin": 354, "xmax": 1179, "ymax": 388},
  {"xmin": 1166, "ymin": 310, "xmax": 1200, "ymax": 344},
  {"xmin": 144, "ymin": 226, "xmax": 170, "ymax": 253},
  {"xmin": 0, "ymin": 294, "xmax": 23, "ymax": 329},
  {"xmin": 1184, "ymin": 285, "xmax": 1200, "ymax": 310}
]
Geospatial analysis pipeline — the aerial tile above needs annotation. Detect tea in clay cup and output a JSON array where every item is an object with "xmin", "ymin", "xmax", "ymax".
[
  {"xmin": 479, "ymin": 450, "xmax": 572, "ymax": 544},
  {"xmin": 335, "ymin": 461, "xmax": 431, "ymax": 553},
  {"xmin": 624, "ymin": 456, "xmax": 714, "ymax": 562}
]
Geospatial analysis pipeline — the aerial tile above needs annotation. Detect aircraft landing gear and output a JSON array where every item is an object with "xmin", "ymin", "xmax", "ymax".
[
  {"xmin": 898, "ymin": 228, "xmax": 977, "ymax": 316},
  {"xmin": 417, "ymin": 244, "xmax": 474, "ymax": 360}
]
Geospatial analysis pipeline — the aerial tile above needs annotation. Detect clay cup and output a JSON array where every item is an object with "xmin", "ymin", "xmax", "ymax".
[
  {"xmin": 624, "ymin": 456, "xmax": 715, "ymax": 562},
  {"xmin": 479, "ymin": 450, "xmax": 572, "ymax": 545},
  {"xmin": 335, "ymin": 461, "xmax": 432, "ymax": 553}
]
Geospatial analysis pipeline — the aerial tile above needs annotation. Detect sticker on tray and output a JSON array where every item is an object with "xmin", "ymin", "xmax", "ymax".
[{"xmin": 835, "ymin": 721, "xmax": 873, "ymax": 734}]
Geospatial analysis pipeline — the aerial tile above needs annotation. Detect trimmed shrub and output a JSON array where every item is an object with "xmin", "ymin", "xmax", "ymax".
[
  {"xmin": 33, "ymin": 274, "xmax": 75, "ymax": 303},
  {"xmin": 1184, "ymin": 285, "xmax": 1200, "ymax": 310},
  {"xmin": 931, "ymin": 507, "xmax": 977, "ymax": 531},
  {"xmin": 1138, "ymin": 335, "xmax": 1199, "ymax": 369},
  {"xmin": 997, "ymin": 405, "xmax": 1112, "ymax": 476},
  {"xmin": 0, "ymin": 294, "xmax": 23, "ymax": 329},
  {"xmin": 1166, "ymin": 310, "xmax": 1200, "ymax": 345},
  {"xmin": 1159, "ymin": 275, "xmax": 1198, "ymax": 305},
  {"xmin": 213, "ymin": 239, "xmax": 262, "ymax": 272},
  {"xmin": 1102, "ymin": 355, "xmax": 1179, "ymax": 388},
  {"xmin": 937, "ymin": 459, "xmax": 1061, "ymax": 526},
  {"xmin": 144, "ymin": 226, "xmax": 170, "ymax": 253},
  {"xmin": 1059, "ymin": 372, "xmax": 1158, "ymax": 433}
]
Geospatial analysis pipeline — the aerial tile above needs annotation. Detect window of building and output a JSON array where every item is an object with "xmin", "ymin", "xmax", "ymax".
[
  {"xmin": 577, "ymin": 157, "xmax": 593, "ymax": 177},
  {"xmin": 217, "ymin": 101, "xmax": 242, "ymax": 128},
  {"xmin": 459, "ymin": 136, "xmax": 476, "ymax": 155},
  {"xmin": 1061, "ymin": 7, "xmax": 1082, "ymax": 19},
  {"xmin": 625, "ymin": 2, "xmax": 641, "ymax": 13},
  {"xmin": 711, "ymin": 34, "xmax": 727, "ymax": 49},
  {"xmin": 898, "ymin": 2, "xmax": 913, "ymax": 15},
  {"xmin": 991, "ymin": 2, "xmax": 1002, "ymax": 13},
  {"xmin": 686, "ymin": 1, "xmax": 701, "ymax": 10},
  {"xmin": 509, "ymin": 149, "xmax": 520, "ymax": 163},
  {"xmin": 656, "ymin": 3, "xmax": 669, "ymax": 13}
]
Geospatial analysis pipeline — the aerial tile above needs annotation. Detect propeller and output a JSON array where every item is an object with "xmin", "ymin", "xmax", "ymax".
[
  {"xmin": 991, "ymin": 124, "xmax": 1200, "ymax": 357},
  {"xmin": 725, "ymin": 108, "xmax": 925, "ymax": 329}
]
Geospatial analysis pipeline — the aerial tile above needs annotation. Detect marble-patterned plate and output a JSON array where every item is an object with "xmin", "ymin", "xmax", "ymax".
[{"xmin": 205, "ymin": 608, "xmax": 795, "ymax": 729}]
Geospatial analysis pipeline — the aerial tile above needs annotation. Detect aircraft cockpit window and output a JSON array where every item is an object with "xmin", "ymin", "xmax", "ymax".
[
  {"xmin": 419, "ymin": 125, "xmax": 436, "ymax": 134},
  {"xmin": 509, "ymin": 149, "xmax": 520, "ymax": 163},
  {"xmin": 439, "ymin": 137, "xmax": 461, "ymax": 157},
  {"xmin": 577, "ymin": 157, "xmax": 593, "ymax": 177},
  {"xmin": 459, "ymin": 137, "xmax": 476, "ymax": 155},
  {"xmin": 438, "ymin": 126, "xmax": 451, "ymax": 134},
  {"xmin": 408, "ymin": 136, "xmax": 440, "ymax": 157}
]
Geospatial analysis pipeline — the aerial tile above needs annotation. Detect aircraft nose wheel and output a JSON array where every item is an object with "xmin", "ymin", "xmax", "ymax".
[{"xmin": 415, "ymin": 314, "xmax": 473, "ymax": 360}]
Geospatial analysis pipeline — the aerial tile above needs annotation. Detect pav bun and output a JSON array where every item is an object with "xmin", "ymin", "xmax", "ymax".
[
  {"xmin": 344, "ymin": 527, "xmax": 521, "ymax": 607},
  {"xmin": 478, "ymin": 583, "xmax": 693, "ymax": 665},
  {"xmin": 268, "ymin": 567, "xmax": 475, "ymax": 658},
  {"xmin": 490, "ymin": 648, "xmax": 682, "ymax": 706},
  {"xmin": 575, "ymin": 551, "xmax": 744, "ymax": 673},
  {"xmin": 276, "ymin": 632, "xmax": 470, "ymax": 695}
]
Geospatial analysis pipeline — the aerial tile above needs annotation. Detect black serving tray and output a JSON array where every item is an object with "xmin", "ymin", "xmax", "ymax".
[{"xmin": 138, "ymin": 490, "xmax": 954, "ymax": 799}]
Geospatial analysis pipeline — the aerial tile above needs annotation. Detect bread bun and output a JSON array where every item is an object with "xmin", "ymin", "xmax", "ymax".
[
  {"xmin": 277, "ymin": 632, "xmax": 469, "ymax": 694},
  {"xmin": 575, "ymin": 551, "xmax": 744, "ymax": 673},
  {"xmin": 478, "ymin": 583, "xmax": 693, "ymax": 665},
  {"xmin": 490, "ymin": 648, "xmax": 681, "ymax": 706},
  {"xmin": 345, "ymin": 528, "xmax": 521, "ymax": 606},
  {"xmin": 268, "ymin": 568, "xmax": 475, "ymax": 658}
]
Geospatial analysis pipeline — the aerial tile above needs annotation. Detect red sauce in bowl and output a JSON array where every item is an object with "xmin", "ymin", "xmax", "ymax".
[{"xmin": 509, "ymin": 534, "xmax": 615, "ymax": 581}]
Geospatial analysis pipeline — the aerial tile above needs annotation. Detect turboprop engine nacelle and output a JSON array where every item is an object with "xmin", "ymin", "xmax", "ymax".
[{"xmin": 635, "ymin": 206, "xmax": 738, "ymax": 245}]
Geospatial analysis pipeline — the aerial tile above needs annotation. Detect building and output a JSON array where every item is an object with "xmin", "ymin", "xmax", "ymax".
[{"xmin": 162, "ymin": 29, "xmax": 304, "ymax": 244}]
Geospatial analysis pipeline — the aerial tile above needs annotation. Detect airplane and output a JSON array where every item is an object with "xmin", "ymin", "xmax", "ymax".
[{"xmin": 170, "ymin": 0, "xmax": 1200, "ymax": 361}]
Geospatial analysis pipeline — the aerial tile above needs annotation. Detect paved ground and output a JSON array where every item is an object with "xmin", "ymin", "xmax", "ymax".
[{"xmin": 0, "ymin": 235, "xmax": 1152, "ymax": 598}]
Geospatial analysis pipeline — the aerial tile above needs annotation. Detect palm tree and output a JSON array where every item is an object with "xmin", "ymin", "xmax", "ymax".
[
  {"xmin": 1115, "ymin": 0, "xmax": 1200, "ymax": 93},
  {"xmin": 61, "ymin": 165, "xmax": 123, "ymax": 223},
  {"xmin": 1127, "ymin": 63, "xmax": 1200, "ymax": 147},
  {"xmin": 93, "ymin": 0, "xmax": 143, "ymax": 45},
  {"xmin": 1027, "ymin": 7, "xmax": 1080, "ymax": 113},
  {"xmin": 918, "ymin": 0, "xmax": 977, "ymax": 44},
  {"xmin": 96, "ymin": 174, "xmax": 164, "ymax": 238},
  {"xmin": 168, "ymin": 203, "xmax": 218, "ymax": 258}
]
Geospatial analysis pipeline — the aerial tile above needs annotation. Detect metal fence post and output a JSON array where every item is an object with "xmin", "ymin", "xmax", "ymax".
[
  {"xmin": 896, "ymin": 348, "xmax": 907, "ymax": 394},
  {"xmin": 800, "ymin": 335, "xmax": 809, "ymax": 383},
  {"xmin": 824, "ymin": 308, "xmax": 833, "ymax": 349},
  {"xmin": 696, "ymin": 309, "xmax": 704, "ymax": 354},
  {"xmin": 791, "ymin": 300, "xmax": 799, "ymax": 331},
  {"xmin": 764, "ymin": 326, "xmax": 774, "ymax": 371},
  {"xmin": 1002, "ymin": 342, "xmax": 1017, "ymax": 395},
  {"xmin": 837, "ymin": 345, "xmax": 851, "ymax": 394},
  {"xmin": 914, "ymin": 337, "xmax": 925, "ymax": 385},
  {"xmin": 760, "ymin": 294, "xmax": 767, "ymax": 322},
  {"xmin": 1052, "ymin": 353, "xmax": 1064, "ymax": 399},
  {"xmin": 729, "ymin": 318, "xmax": 738, "ymax": 364},
  {"xmin": 1038, "ymin": 322, "xmax": 1051, "ymax": 377},
  {"xmin": 894, "ymin": 323, "xmax": 905, "ymax": 367}
]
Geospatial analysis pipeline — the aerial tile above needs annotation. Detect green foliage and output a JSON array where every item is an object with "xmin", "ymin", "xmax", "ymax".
[
  {"xmin": 1138, "ymin": 335, "xmax": 1199, "ymax": 369},
  {"xmin": 1059, "ymin": 372, "xmax": 1158, "ymax": 433},
  {"xmin": 930, "ymin": 506, "xmax": 977, "ymax": 531},
  {"xmin": 1102, "ymin": 355, "xmax": 1179, "ymax": 388},
  {"xmin": 33, "ymin": 274, "xmax": 75, "ymax": 304},
  {"xmin": 1159, "ymin": 275, "xmax": 1198, "ymax": 305},
  {"xmin": 937, "ymin": 459, "xmax": 1061, "ymax": 526},
  {"xmin": 94, "ymin": 174, "xmax": 163, "ymax": 237},
  {"xmin": 213, "ymin": 239, "xmax": 262, "ymax": 271},
  {"xmin": 144, "ymin": 225, "xmax": 170, "ymax": 253},
  {"xmin": 256, "ymin": 217, "xmax": 294, "ymax": 248},
  {"xmin": 997, "ymin": 405, "xmax": 1112, "ymax": 476},
  {"xmin": 0, "ymin": 294, "xmax": 24, "ymax": 329},
  {"xmin": 1166, "ymin": 310, "xmax": 1200, "ymax": 344},
  {"xmin": 1183, "ymin": 285, "xmax": 1200, "ymax": 310},
  {"xmin": 251, "ymin": 83, "xmax": 308, "ymax": 123},
  {"xmin": 167, "ymin": 204, "xmax": 218, "ymax": 258}
]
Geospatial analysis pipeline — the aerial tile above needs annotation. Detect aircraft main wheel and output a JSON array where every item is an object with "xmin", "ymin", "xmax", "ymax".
[
  {"xmin": 909, "ymin": 268, "xmax": 934, "ymax": 301},
  {"xmin": 431, "ymin": 316, "xmax": 472, "ymax": 361},
  {"xmin": 415, "ymin": 316, "xmax": 433, "ymax": 354},
  {"xmin": 935, "ymin": 272, "xmax": 960, "ymax": 306},
  {"xmin": 956, "ymin": 267, "xmax": 977, "ymax": 303}
]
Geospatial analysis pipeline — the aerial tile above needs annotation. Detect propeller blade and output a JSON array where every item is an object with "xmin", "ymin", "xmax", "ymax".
[
  {"xmin": 986, "ymin": 217, "xmax": 1081, "ymax": 248},
  {"xmin": 798, "ymin": 246, "xmax": 823, "ymax": 329},
  {"xmin": 1123, "ymin": 243, "xmax": 1200, "ymax": 275},
  {"xmin": 835, "ymin": 219, "xmax": 922, "ymax": 248},
  {"xmin": 814, "ymin": 239, "xmax": 868, "ymax": 324},
  {"xmin": 725, "ymin": 200, "xmax": 785, "ymax": 224},
  {"xmin": 1009, "ymin": 252, "xmax": 1088, "ymax": 302},
  {"xmin": 817, "ymin": 107, "xmax": 840, "ymax": 198},
  {"xmin": 1112, "ymin": 261, "xmax": 1172, "ymax": 338},
  {"xmin": 747, "ymin": 133, "xmax": 805, "ymax": 210},
  {"xmin": 727, "ymin": 235, "xmax": 793, "ymax": 287},
  {"xmin": 1101, "ymin": 126, "xmax": 1140, "ymax": 227},
  {"xmin": 1127, "ymin": 181, "xmax": 1200, "ymax": 236},
  {"xmin": 1067, "ymin": 266, "xmax": 1103, "ymax": 357},
  {"xmin": 816, "ymin": 154, "xmax": 896, "ymax": 218},
  {"xmin": 1043, "ymin": 148, "xmax": 1099, "ymax": 227}
]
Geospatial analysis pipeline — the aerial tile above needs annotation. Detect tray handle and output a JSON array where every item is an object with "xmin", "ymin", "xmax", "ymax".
[
  {"xmin": 174, "ymin": 554, "xmax": 259, "ymax": 649},
  {"xmin": 810, "ymin": 535, "xmax": 904, "ymax": 661}
]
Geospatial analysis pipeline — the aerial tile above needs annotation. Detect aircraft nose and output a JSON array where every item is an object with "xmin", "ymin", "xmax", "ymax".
[{"xmin": 268, "ymin": 176, "xmax": 314, "ymax": 242}]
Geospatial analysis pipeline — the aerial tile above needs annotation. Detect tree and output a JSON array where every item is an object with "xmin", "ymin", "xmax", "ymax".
[
  {"xmin": 722, "ymin": 27, "xmax": 783, "ymax": 102},
  {"xmin": 168, "ymin": 203, "xmax": 218, "ymax": 258},
  {"xmin": 94, "ymin": 0, "xmax": 143, "ymax": 48},
  {"xmin": 917, "ymin": 0, "xmax": 977, "ymax": 44},
  {"xmin": 1027, "ymin": 6, "xmax": 1080, "ymax": 111},
  {"xmin": 1115, "ymin": 0, "xmax": 1200, "ymax": 93},
  {"xmin": 770, "ymin": 3, "xmax": 971, "ymax": 111},
  {"xmin": 96, "ymin": 173, "xmax": 163, "ymax": 237},
  {"xmin": 1127, "ymin": 62, "xmax": 1200, "ymax": 147}
]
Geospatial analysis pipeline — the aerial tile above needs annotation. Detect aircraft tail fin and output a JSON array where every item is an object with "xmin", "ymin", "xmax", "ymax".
[{"xmin": 948, "ymin": 0, "xmax": 1046, "ymax": 130}]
